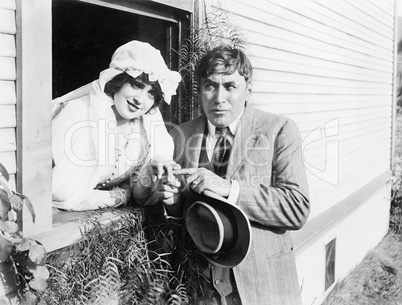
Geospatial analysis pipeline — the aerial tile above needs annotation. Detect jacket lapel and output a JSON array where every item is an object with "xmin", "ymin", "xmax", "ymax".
[{"xmin": 227, "ymin": 104, "xmax": 263, "ymax": 178}]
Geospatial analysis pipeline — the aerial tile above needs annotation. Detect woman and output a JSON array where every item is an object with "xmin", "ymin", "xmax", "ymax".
[{"xmin": 52, "ymin": 40, "xmax": 181, "ymax": 211}]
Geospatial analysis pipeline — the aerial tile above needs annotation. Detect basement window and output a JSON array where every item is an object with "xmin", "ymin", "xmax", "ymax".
[{"xmin": 325, "ymin": 238, "xmax": 336, "ymax": 291}]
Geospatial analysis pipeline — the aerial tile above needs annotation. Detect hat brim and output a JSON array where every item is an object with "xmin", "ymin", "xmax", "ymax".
[{"xmin": 185, "ymin": 190, "xmax": 252, "ymax": 268}]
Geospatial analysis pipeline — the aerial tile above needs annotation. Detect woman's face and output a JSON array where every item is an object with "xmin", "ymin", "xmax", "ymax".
[{"xmin": 113, "ymin": 82, "xmax": 156, "ymax": 121}]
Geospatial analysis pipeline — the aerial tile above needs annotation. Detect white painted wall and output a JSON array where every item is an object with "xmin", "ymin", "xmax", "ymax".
[{"xmin": 295, "ymin": 183, "xmax": 391, "ymax": 304}]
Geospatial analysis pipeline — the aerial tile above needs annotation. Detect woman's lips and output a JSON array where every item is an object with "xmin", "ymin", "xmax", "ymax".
[{"xmin": 127, "ymin": 100, "xmax": 140, "ymax": 112}]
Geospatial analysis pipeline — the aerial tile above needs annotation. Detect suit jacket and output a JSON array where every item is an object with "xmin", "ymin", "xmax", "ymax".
[{"xmin": 170, "ymin": 104, "xmax": 310, "ymax": 305}]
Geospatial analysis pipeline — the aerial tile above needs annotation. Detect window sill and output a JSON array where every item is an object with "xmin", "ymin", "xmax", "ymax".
[{"xmin": 26, "ymin": 207, "xmax": 142, "ymax": 253}]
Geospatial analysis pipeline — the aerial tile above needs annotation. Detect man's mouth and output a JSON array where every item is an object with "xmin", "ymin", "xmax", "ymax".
[{"xmin": 211, "ymin": 108, "xmax": 228, "ymax": 114}]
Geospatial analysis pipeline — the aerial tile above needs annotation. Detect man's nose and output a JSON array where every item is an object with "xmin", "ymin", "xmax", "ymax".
[{"xmin": 214, "ymin": 87, "xmax": 226, "ymax": 103}]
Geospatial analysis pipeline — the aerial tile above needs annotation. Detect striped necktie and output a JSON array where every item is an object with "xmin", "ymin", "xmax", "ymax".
[{"xmin": 212, "ymin": 127, "xmax": 232, "ymax": 177}]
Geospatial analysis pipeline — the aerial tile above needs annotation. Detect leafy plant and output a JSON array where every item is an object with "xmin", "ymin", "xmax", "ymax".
[
  {"xmin": 390, "ymin": 155, "xmax": 402, "ymax": 234},
  {"xmin": 0, "ymin": 162, "xmax": 49, "ymax": 304},
  {"xmin": 38, "ymin": 211, "xmax": 206, "ymax": 304},
  {"xmin": 174, "ymin": 2, "xmax": 246, "ymax": 124}
]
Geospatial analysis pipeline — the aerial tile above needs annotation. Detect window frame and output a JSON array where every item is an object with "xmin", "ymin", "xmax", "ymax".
[{"xmin": 16, "ymin": 0, "xmax": 192, "ymax": 244}]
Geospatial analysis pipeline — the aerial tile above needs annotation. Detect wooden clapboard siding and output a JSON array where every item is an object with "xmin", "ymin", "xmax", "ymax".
[
  {"xmin": 0, "ymin": 81, "xmax": 16, "ymax": 104},
  {"xmin": 0, "ymin": 7, "xmax": 16, "ymax": 34},
  {"xmin": 0, "ymin": 33, "xmax": 16, "ymax": 57},
  {"xmin": 1, "ymin": 0, "xmax": 16, "ymax": 10},
  {"xmin": 0, "ymin": 128, "xmax": 16, "ymax": 153},
  {"xmin": 216, "ymin": 0, "xmax": 394, "ymax": 219},
  {"xmin": 0, "ymin": 2, "xmax": 16, "ymax": 192},
  {"xmin": 0, "ymin": 152, "xmax": 16, "ymax": 176},
  {"xmin": 0, "ymin": 105, "xmax": 16, "ymax": 128},
  {"xmin": 0, "ymin": 57, "xmax": 16, "ymax": 80}
]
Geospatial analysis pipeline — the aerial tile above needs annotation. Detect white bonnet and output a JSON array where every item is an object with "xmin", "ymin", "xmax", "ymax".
[{"xmin": 99, "ymin": 40, "xmax": 181, "ymax": 104}]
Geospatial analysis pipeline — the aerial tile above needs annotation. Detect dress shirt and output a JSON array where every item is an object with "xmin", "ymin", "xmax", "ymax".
[{"xmin": 205, "ymin": 114, "xmax": 242, "ymax": 203}]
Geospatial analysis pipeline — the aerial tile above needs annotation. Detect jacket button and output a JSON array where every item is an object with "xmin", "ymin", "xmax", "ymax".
[{"xmin": 215, "ymin": 280, "xmax": 220, "ymax": 285}]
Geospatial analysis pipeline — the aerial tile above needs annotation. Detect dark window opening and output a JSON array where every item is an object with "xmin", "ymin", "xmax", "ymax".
[
  {"xmin": 52, "ymin": 0, "xmax": 189, "ymax": 124},
  {"xmin": 52, "ymin": 0, "xmax": 175, "ymax": 98},
  {"xmin": 325, "ymin": 238, "xmax": 336, "ymax": 291}
]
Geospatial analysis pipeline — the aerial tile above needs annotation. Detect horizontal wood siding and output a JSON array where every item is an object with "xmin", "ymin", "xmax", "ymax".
[
  {"xmin": 216, "ymin": 0, "xmax": 394, "ymax": 218},
  {"xmin": 0, "ymin": 3, "xmax": 16, "ymax": 191}
]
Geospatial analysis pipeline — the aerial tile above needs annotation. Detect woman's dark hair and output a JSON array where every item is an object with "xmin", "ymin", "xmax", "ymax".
[
  {"xmin": 196, "ymin": 45, "xmax": 253, "ymax": 84},
  {"xmin": 104, "ymin": 72, "xmax": 164, "ymax": 109}
]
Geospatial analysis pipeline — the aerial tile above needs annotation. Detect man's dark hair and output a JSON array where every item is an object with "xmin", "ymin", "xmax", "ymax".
[
  {"xmin": 196, "ymin": 45, "xmax": 253, "ymax": 83},
  {"xmin": 104, "ymin": 72, "xmax": 164, "ymax": 109}
]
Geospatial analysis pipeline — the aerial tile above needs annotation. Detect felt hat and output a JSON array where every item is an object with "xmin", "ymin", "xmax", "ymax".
[{"xmin": 185, "ymin": 190, "xmax": 252, "ymax": 268}]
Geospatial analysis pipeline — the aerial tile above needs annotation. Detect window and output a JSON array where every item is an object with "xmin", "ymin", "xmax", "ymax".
[
  {"xmin": 52, "ymin": 0, "xmax": 190, "ymax": 123},
  {"xmin": 325, "ymin": 238, "xmax": 336, "ymax": 291},
  {"xmin": 17, "ymin": 0, "xmax": 191, "ymax": 243}
]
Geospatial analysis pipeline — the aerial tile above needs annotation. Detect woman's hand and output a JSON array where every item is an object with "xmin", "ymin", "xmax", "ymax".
[
  {"xmin": 149, "ymin": 159, "xmax": 181, "ymax": 185},
  {"xmin": 119, "ymin": 180, "xmax": 132, "ymax": 202},
  {"xmin": 149, "ymin": 160, "xmax": 182, "ymax": 205}
]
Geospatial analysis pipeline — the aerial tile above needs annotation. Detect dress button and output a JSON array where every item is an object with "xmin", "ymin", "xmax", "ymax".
[{"xmin": 215, "ymin": 280, "xmax": 220, "ymax": 285}]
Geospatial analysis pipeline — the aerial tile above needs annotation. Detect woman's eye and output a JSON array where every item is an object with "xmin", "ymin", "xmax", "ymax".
[{"xmin": 131, "ymin": 81, "xmax": 144, "ymax": 89}]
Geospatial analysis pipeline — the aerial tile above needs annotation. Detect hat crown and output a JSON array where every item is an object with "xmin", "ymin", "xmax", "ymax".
[{"xmin": 185, "ymin": 191, "xmax": 252, "ymax": 268}]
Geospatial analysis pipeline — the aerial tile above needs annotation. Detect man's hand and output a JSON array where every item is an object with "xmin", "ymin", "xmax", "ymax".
[{"xmin": 173, "ymin": 167, "xmax": 231, "ymax": 198}]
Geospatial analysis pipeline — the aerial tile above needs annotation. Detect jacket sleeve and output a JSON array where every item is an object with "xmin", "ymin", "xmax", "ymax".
[{"xmin": 236, "ymin": 119, "xmax": 310, "ymax": 230}]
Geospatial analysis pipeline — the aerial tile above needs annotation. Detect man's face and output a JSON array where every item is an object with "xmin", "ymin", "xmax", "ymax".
[{"xmin": 200, "ymin": 71, "xmax": 252, "ymax": 128}]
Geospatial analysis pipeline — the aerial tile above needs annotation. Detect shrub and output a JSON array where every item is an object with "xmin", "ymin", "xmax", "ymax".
[
  {"xmin": 0, "ymin": 163, "xmax": 49, "ymax": 304},
  {"xmin": 390, "ymin": 155, "xmax": 402, "ymax": 234}
]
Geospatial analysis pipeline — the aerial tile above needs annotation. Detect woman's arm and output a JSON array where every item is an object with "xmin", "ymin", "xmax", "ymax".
[{"xmin": 74, "ymin": 182, "xmax": 131, "ymax": 211}]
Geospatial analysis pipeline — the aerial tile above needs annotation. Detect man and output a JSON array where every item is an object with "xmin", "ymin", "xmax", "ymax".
[{"xmin": 165, "ymin": 45, "xmax": 310, "ymax": 304}]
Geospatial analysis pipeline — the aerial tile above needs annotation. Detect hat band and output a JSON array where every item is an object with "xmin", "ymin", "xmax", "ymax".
[{"xmin": 215, "ymin": 206, "xmax": 238, "ymax": 253}]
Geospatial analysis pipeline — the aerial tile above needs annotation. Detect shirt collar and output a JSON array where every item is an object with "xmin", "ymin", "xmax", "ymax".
[{"xmin": 207, "ymin": 109, "xmax": 244, "ymax": 137}]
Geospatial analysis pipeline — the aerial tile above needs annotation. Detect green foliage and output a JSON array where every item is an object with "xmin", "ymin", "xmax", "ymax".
[
  {"xmin": 175, "ymin": 3, "xmax": 246, "ymax": 124},
  {"xmin": 390, "ymin": 155, "xmax": 402, "ymax": 234},
  {"xmin": 39, "ymin": 211, "xmax": 207, "ymax": 304},
  {"xmin": 144, "ymin": 216, "xmax": 209, "ymax": 303},
  {"xmin": 0, "ymin": 162, "xmax": 48, "ymax": 304}
]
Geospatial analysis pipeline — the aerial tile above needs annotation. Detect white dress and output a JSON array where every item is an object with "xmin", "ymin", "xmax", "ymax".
[{"xmin": 52, "ymin": 81, "xmax": 174, "ymax": 211}]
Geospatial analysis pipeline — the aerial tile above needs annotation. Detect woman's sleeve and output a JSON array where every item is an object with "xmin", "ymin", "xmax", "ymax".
[
  {"xmin": 52, "ymin": 99, "xmax": 101, "ymax": 210},
  {"xmin": 68, "ymin": 187, "xmax": 128, "ymax": 211},
  {"xmin": 131, "ymin": 163, "xmax": 159, "ymax": 207}
]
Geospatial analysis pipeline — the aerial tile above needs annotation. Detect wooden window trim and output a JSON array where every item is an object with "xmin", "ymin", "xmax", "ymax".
[
  {"xmin": 16, "ymin": 0, "xmax": 190, "ymax": 246},
  {"xmin": 16, "ymin": 0, "xmax": 53, "ymax": 236},
  {"xmin": 30, "ymin": 208, "xmax": 139, "ymax": 253},
  {"xmin": 77, "ymin": 0, "xmax": 193, "ymax": 23}
]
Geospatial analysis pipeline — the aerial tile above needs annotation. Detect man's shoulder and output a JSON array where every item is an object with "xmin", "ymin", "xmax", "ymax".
[
  {"xmin": 169, "ymin": 115, "xmax": 204, "ymax": 139},
  {"xmin": 247, "ymin": 105, "xmax": 295, "ymax": 128},
  {"xmin": 174, "ymin": 116, "xmax": 204, "ymax": 131}
]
